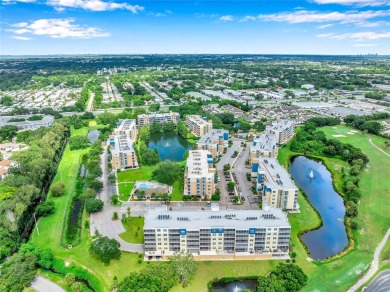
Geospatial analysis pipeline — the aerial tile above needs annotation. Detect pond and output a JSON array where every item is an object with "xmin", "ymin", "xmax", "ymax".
[
  {"xmin": 148, "ymin": 132, "xmax": 192, "ymax": 161},
  {"xmin": 290, "ymin": 156, "xmax": 348, "ymax": 260},
  {"xmin": 212, "ymin": 279, "xmax": 258, "ymax": 292},
  {"xmin": 87, "ymin": 129, "xmax": 100, "ymax": 143}
]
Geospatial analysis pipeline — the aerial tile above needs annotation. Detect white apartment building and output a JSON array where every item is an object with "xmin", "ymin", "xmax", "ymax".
[
  {"xmin": 252, "ymin": 157, "xmax": 299, "ymax": 212},
  {"xmin": 137, "ymin": 112, "xmax": 180, "ymax": 128},
  {"xmin": 185, "ymin": 115, "xmax": 213, "ymax": 137},
  {"xmin": 196, "ymin": 129, "xmax": 229, "ymax": 158},
  {"xmin": 184, "ymin": 150, "xmax": 216, "ymax": 199},
  {"xmin": 144, "ymin": 205, "xmax": 291, "ymax": 261},
  {"xmin": 250, "ymin": 134, "xmax": 278, "ymax": 164},
  {"xmin": 266, "ymin": 120, "xmax": 295, "ymax": 145},
  {"xmin": 114, "ymin": 119, "xmax": 138, "ymax": 142}
]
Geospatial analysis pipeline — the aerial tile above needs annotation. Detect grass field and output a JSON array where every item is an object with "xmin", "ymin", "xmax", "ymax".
[
  {"xmin": 119, "ymin": 217, "xmax": 145, "ymax": 244},
  {"xmin": 30, "ymin": 124, "xmax": 389, "ymax": 292},
  {"xmin": 369, "ymin": 137, "xmax": 390, "ymax": 155}
]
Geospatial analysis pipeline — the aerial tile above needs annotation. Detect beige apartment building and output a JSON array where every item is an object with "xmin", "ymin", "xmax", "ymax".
[
  {"xmin": 114, "ymin": 119, "xmax": 138, "ymax": 142},
  {"xmin": 184, "ymin": 150, "xmax": 216, "ymax": 199},
  {"xmin": 109, "ymin": 135, "xmax": 138, "ymax": 171},
  {"xmin": 137, "ymin": 112, "xmax": 180, "ymax": 128},
  {"xmin": 185, "ymin": 115, "xmax": 213, "ymax": 137},
  {"xmin": 266, "ymin": 120, "xmax": 295, "ymax": 145},
  {"xmin": 196, "ymin": 129, "xmax": 229, "ymax": 158}
]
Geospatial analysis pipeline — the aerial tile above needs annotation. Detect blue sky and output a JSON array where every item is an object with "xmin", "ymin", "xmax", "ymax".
[{"xmin": 1, "ymin": 0, "xmax": 389, "ymax": 55}]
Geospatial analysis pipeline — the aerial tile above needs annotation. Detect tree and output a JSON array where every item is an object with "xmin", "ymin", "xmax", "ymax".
[
  {"xmin": 85, "ymin": 198, "xmax": 104, "ymax": 213},
  {"xmin": 0, "ymin": 253, "xmax": 37, "ymax": 291},
  {"xmin": 150, "ymin": 120, "xmax": 162, "ymax": 133},
  {"xmin": 138, "ymin": 126, "xmax": 150, "ymax": 143},
  {"xmin": 69, "ymin": 135, "xmax": 90, "ymax": 151},
  {"xmin": 227, "ymin": 181, "xmax": 235, "ymax": 191},
  {"xmin": 65, "ymin": 273, "xmax": 76, "ymax": 286},
  {"xmin": 346, "ymin": 202, "xmax": 358, "ymax": 217},
  {"xmin": 71, "ymin": 282, "xmax": 83, "ymax": 292},
  {"xmin": 89, "ymin": 236, "xmax": 121, "ymax": 264},
  {"xmin": 36, "ymin": 201, "xmax": 55, "ymax": 217},
  {"xmin": 89, "ymin": 179, "xmax": 103, "ymax": 192},
  {"xmin": 117, "ymin": 272, "xmax": 162, "ymax": 292},
  {"xmin": 254, "ymin": 121, "xmax": 266, "ymax": 132},
  {"xmin": 0, "ymin": 95, "xmax": 13, "ymax": 106},
  {"xmin": 149, "ymin": 103, "xmax": 160, "ymax": 112},
  {"xmin": 80, "ymin": 188, "xmax": 96, "ymax": 200},
  {"xmin": 50, "ymin": 182, "xmax": 65, "ymax": 197},
  {"xmin": 223, "ymin": 164, "xmax": 231, "ymax": 171},
  {"xmin": 142, "ymin": 263, "xmax": 179, "ymax": 292},
  {"xmin": 162, "ymin": 121, "xmax": 175, "ymax": 132},
  {"xmin": 169, "ymin": 252, "xmax": 199, "ymax": 286},
  {"xmin": 177, "ymin": 120, "xmax": 189, "ymax": 139},
  {"xmin": 152, "ymin": 162, "xmax": 182, "ymax": 185},
  {"xmin": 0, "ymin": 125, "xmax": 18, "ymax": 142}
]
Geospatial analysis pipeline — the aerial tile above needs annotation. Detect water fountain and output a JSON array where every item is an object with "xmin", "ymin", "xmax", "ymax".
[{"xmin": 309, "ymin": 170, "xmax": 314, "ymax": 179}]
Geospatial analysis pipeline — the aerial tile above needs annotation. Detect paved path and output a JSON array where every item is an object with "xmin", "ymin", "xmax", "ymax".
[
  {"xmin": 348, "ymin": 228, "xmax": 390, "ymax": 292},
  {"xmin": 368, "ymin": 138, "xmax": 390, "ymax": 158},
  {"xmin": 31, "ymin": 276, "xmax": 64, "ymax": 292},
  {"xmin": 85, "ymin": 92, "xmax": 95, "ymax": 112},
  {"xmin": 365, "ymin": 270, "xmax": 390, "ymax": 292}
]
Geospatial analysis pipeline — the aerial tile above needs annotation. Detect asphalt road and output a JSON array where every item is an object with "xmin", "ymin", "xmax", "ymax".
[
  {"xmin": 365, "ymin": 270, "xmax": 390, "ymax": 292},
  {"xmin": 31, "ymin": 276, "xmax": 64, "ymax": 292}
]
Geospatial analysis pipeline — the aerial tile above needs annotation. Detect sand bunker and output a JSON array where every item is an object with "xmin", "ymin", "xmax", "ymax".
[{"xmin": 333, "ymin": 134, "xmax": 346, "ymax": 137}]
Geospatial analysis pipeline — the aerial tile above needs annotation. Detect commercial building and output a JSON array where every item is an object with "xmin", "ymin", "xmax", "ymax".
[
  {"xmin": 109, "ymin": 135, "xmax": 138, "ymax": 171},
  {"xmin": 185, "ymin": 115, "xmax": 213, "ymax": 137},
  {"xmin": 184, "ymin": 150, "xmax": 216, "ymax": 199},
  {"xmin": 113, "ymin": 119, "xmax": 138, "ymax": 142},
  {"xmin": 137, "ymin": 112, "xmax": 180, "ymax": 128},
  {"xmin": 0, "ymin": 115, "xmax": 54, "ymax": 130},
  {"xmin": 251, "ymin": 158, "xmax": 299, "ymax": 211},
  {"xmin": 266, "ymin": 120, "xmax": 295, "ymax": 145},
  {"xmin": 144, "ymin": 205, "xmax": 291, "ymax": 261},
  {"xmin": 0, "ymin": 160, "xmax": 17, "ymax": 181},
  {"xmin": 196, "ymin": 129, "xmax": 229, "ymax": 158},
  {"xmin": 249, "ymin": 134, "xmax": 278, "ymax": 164}
]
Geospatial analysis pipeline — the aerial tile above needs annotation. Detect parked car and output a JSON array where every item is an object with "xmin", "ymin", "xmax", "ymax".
[
  {"xmin": 217, "ymin": 177, "xmax": 221, "ymax": 182},
  {"xmin": 241, "ymin": 196, "xmax": 245, "ymax": 201}
]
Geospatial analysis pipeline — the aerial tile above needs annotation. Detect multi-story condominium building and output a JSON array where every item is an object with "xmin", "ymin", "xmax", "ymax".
[
  {"xmin": 113, "ymin": 119, "xmax": 138, "ymax": 142},
  {"xmin": 249, "ymin": 134, "xmax": 278, "ymax": 164},
  {"xmin": 109, "ymin": 135, "xmax": 138, "ymax": 171},
  {"xmin": 144, "ymin": 205, "xmax": 291, "ymax": 261},
  {"xmin": 196, "ymin": 129, "xmax": 229, "ymax": 158},
  {"xmin": 185, "ymin": 115, "xmax": 213, "ymax": 137},
  {"xmin": 137, "ymin": 112, "xmax": 180, "ymax": 128},
  {"xmin": 251, "ymin": 157, "xmax": 299, "ymax": 211},
  {"xmin": 266, "ymin": 120, "xmax": 295, "ymax": 145},
  {"xmin": 184, "ymin": 150, "xmax": 216, "ymax": 199}
]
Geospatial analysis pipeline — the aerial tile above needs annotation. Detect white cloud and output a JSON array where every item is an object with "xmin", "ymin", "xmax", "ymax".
[
  {"xmin": 317, "ymin": 24, "xmax": 333, "ymax": 29},
  {"xmin": 239, "ymin": 16, "xmax": 257, "ymax": 22},
  {"xmin": 220, "ymin": 15, "xmax": 234, "ymax": 22},
  {"xmin": 352, "ymin": 43, "xmax": 378, "ymax": 46},
  {"xmin": 316, "ymin": 31, "xmax": 390, "ymax": 40},
  {"xmin": 2, "ymin": 0, "xmax": 37, "ymax": 4},
  {"xmin": 46, "ymin": 0, "xmax": 144, "ymax": 13},
  {"xmin": 259, "ymin": 10, "xmax": 390, "ymax": 24},
  {"xmin": 313, "ymin": 0, "xmax": 390, "ymax": 7},
  {"xmin": 9, "ymin": 18, "xmax": 110, "ymax": 39},
  {"xmin": 12, "ymin": 36, "xmax": 32, "ymax": 40}
]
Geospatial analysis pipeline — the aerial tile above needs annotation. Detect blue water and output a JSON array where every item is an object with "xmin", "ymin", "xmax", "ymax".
[
  {"xmin": 139, "ymin": 184, "xmax": 151, "ymax": 189},
  {"xmin": 149, "ymin": 132, "xmax": 192, "ymax": 161},
  {"xmin": 290, "ymin": 156, "xmax": 348, "ymax": 260},
  {"xmin": 213, "ymin": 279, "xmax": 258, "ymax": 292},
  {"xmin": 87, "ymin": 129, "xmax": 100, "ymax": 143}
]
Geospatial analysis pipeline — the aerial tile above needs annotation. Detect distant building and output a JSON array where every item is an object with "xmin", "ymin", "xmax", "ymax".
[
  {"xmin": 109, "ymin": 135, "xmax": 138, "ymax": 171},
  {"xmin": 184, "ymin": 150, "xmax": 216, "ymax": 199},
  {"xmin": 301, "ymin": 84, "xmax": 315, "ymax": 90},
  {"xmin": 0, "ymin": 143, "xmax": 28, "ymax": 160},
  {"xmin": 250, "ymin": 134, "xmax": 278, "ymax": 164},
  {"xmin": 185, "ymin": 115, "xmax": 213, "ymax": 137},
  {"xmin": 137, "ymin": 112, "xmax": 180, "ymax": 128},
  {"xmin": 114, "ymin": 119, "xmax": 138, "ymax": 142},
  {"xmin": 266, "ymin": 120, "xmax": 295, "ymax": 145},
  {"xmin": 144, "ymin": 205, "xmax": 291, "ymax": 260},
  {"xmin": 196, "ymin": 129, "xmax": 229, "ymax": 158},
  {"xmin": 0, "ymin": 160, "xmax": 17, "ymax": 181},
  {"xmin": 252, "ymin": 157, "xmax": 299, "ymax": 212},
  {"xmin": 0, "ymin": 115, "xmax": 54, "ymax": 130}
]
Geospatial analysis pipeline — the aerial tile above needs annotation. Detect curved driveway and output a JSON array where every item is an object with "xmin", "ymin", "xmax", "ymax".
[{"xmin": 365, "ymin": 270, "xmax": 390, "ymax": 292}]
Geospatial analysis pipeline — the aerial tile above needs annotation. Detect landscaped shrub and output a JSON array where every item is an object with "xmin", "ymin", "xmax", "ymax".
[
  {"xmin": 85, "ymin": 198, "xmax": 103, "ymax": 213},
  {"xmin": 36, "ymin": 201, "xmax": 55, "ymax": 217},
  {"xmin": 51, "ymin": 182, "xmax": 65, "ymax": 197}
]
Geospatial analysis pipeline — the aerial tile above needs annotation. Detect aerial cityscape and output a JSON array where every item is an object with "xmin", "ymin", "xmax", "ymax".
[{"xmin": 0, "ymin": 1, "xmax": 389, "ymax": 292}]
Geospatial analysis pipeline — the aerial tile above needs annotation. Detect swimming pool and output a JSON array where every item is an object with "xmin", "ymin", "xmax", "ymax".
[{"xmin": 139, "ymin": 183, "xmax": 152, "ymax": 189}]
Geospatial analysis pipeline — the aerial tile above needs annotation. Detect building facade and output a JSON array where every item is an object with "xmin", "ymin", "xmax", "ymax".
[
  {"xmin": 137, "ymin": 112, "xmax": 180, "ymax": 128},
  {"xmin": 249, "ymin": 133, "xmax": 278, "ymax": 164},
  {"xmin": 266, "ymin": 120, "xmax": 295, "ymax": 145},
  {"xmin": 109, "ymin": 135, "xmax": 138, "ymax": 171},
  {"xmin": 196, "ymin": 129, "xmax": 229, "ymax": 158},
  {"xmin": 184, "ymin": 150, "xmax": 216, "ymax": 199},
  {"xmin": 144, "ymin": 205, "xmax": 291, "ymax": 261},
  {"xmin": 252, "ymin": 157, "xmax": 299, "ymax": 211},
  {"xmin": 0, "ymin": 115, "xmax": 55, "ymax": 130},
  {"xmin": 114, "ymin": 119, "xmax": 138, "ymax": 142},
  {"xmin": 185, "ymin": 115, "xmax": 213, "ymax": 137}
]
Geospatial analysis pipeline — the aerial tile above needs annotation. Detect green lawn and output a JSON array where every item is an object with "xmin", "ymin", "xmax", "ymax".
[
  {"xmin": 119, "ymin": 217, "xmax": 145, "ymax": 244},
  {"xmin": 117, "ymin": 166, "xmax": 156, "ymax": 200},
  {"xmin": 370, "ymin": 137, "xmax": 390, "ymax": 155}
]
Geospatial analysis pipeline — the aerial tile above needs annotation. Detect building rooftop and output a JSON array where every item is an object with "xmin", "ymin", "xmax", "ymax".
[
  {"xmin": 197, "ymin": 129, "xmax": 228, "ymax": 146},
  {"xmin": 258, "ymin": 157, "xmax": 297, "ymax": 190},
  {"xmin": 186, "ymin": 115, "xmax": 212, "ymax": 126},
  {"xmin": 251, "ymin": 134, "xmax": 277, "ymax": 153},
  {"xmin": 111, "ymin": 135, "xmax": 135, "ymax": 154},
  {"xmin": 268, "ymin": 120, "xmax": 295, "ymax": 132},
  {"xmin": 144, "ymin": 206, "xmax": 290, "ymax": 229},
  {"xmin": 116, "ymin": 119, "xmax": 136, "ymax": 131},
  {"xmin": 0, "ymin": 115, "xmax": 54, "ymax": 128},
  {"xmin": 186, "ymin": 150, "xmax": 214, "ymax": 178}
]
